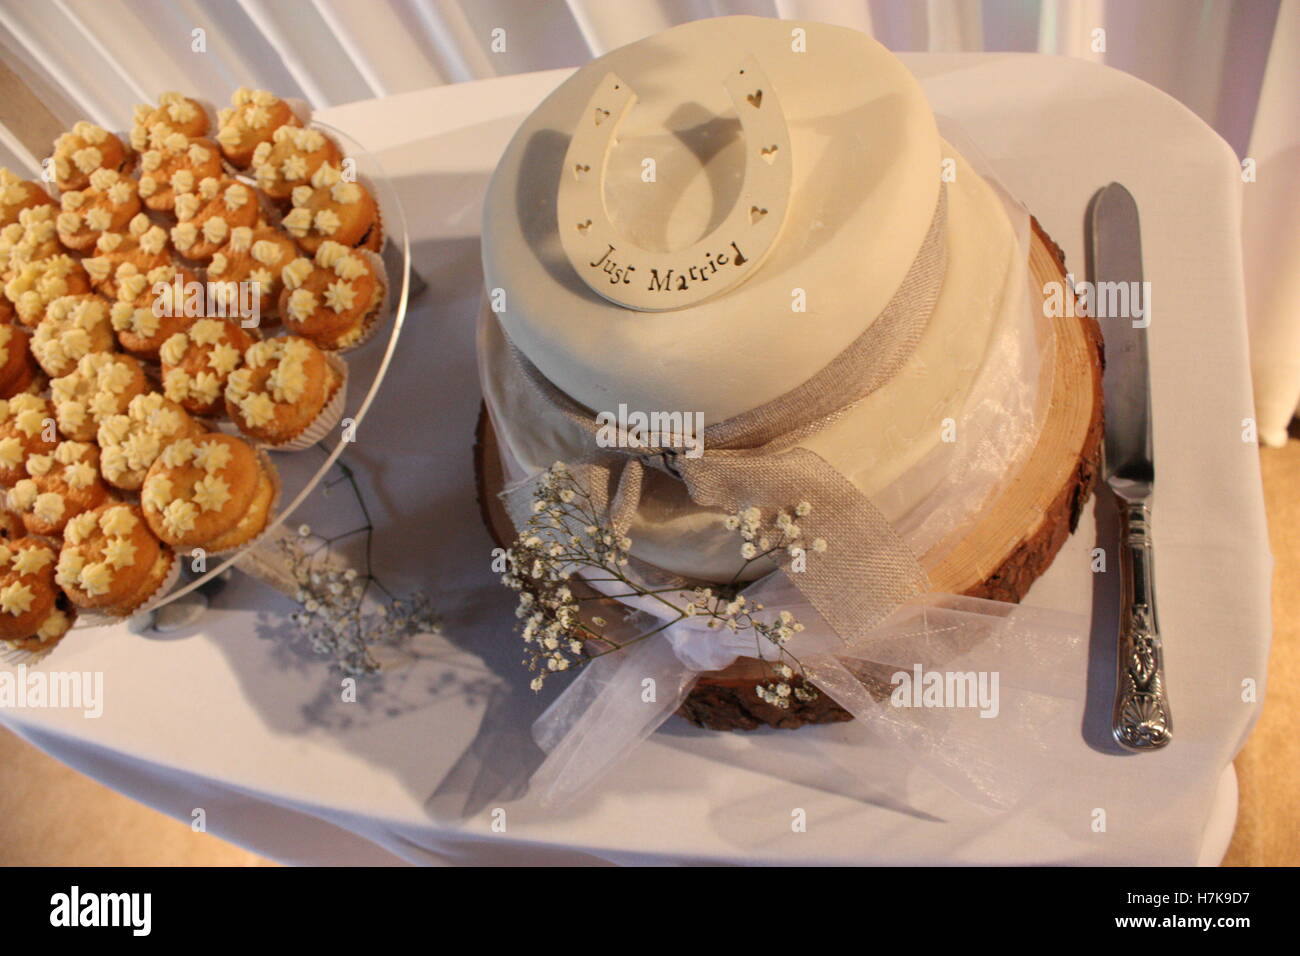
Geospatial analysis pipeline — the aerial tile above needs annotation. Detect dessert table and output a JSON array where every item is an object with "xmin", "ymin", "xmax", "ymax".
[{"xmin": 0, "ymin": 53, "xmax": 1269, "ymax": 866}]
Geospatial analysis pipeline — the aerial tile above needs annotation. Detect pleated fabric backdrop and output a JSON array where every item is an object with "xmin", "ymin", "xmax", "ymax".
[{"xmin": 0, "ymin": 0, "xmax": 1295, "ymax": 440}]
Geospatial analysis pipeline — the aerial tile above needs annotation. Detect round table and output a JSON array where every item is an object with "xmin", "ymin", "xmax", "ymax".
[{"xmin": 0, "ymin": 53, "xmax": 1269, "ymax": 865}]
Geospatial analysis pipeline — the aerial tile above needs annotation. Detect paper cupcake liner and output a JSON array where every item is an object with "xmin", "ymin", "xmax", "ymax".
[
  {"xmin": 123, "ymin": 548, "xmax": 183, "ymax": 617},
  {"xmin": 207, "ymin": 444, "xmax": 283, "ymax": 557},
  {"xmin": 1, "ymin": 606, "xmax": 78, "ymax": 666},
  {"xmin": 257, "ymin": 350, "xmax": 348, "ymax": 452},
  {"xmin": 328, "ymin": 248, "xmax": 389, "ymax": 353},
  {"xmin": 75, "ymin": 547, "xmax": 182, "ymax": 628},
  {"xmin": 2, "ymin": 640, "xmax": 53, "ymax": 666}
]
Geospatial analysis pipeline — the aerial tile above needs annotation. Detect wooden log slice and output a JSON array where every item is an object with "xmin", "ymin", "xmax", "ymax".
[{"xmin": 474, "ymin": 217, "xmax": 1103, "ymax": 731}]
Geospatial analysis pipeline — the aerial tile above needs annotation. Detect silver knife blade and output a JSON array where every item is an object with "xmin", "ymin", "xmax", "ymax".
[
  {"xmin": 1089, "ymin": 182, "xmax": 1171, "ymax": 751},
  {"xmin": 1091, "ymin": 182, "xmax": 1153, "ymax": 494}
]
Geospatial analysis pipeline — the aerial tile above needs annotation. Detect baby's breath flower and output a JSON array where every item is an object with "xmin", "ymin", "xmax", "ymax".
[{"xmin": 507, "ymin": 471, "xmax": 820, "ymax": 702}]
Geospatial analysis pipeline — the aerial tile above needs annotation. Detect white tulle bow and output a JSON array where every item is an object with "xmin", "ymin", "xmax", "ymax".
[{"xmin": 529, "ymin": 570, "xmax": 1087, "ymax": 812}]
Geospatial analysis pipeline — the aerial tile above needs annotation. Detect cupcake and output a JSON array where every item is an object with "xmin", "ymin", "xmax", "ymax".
[
  {"xmin": 81, "ymin": 215, "xmax": 171, "ymax": 298},
  {"xmin": 224, "ymin": 336, "xmax": 341, "ymax": 446},
  {"xmin": 142, "ymin": 433, "xmax": 274, "ymax": 552},
  {"xmin": 251, "ymin": 125, "xmax": 340, "ymax": 202},
  {"xmin": 207, "ymin": 225, "xmax": 298, "ymax": 327},
  {"xmin": 160, "ymin": 318, "xmax": 252, "ymax": 416},
  {"xmin": 169, "ymin": 177, "xmax": 260, "ymax": 262},
  {"xmin": 96, "ymin": 392, "xmax": 203, "ymax": 491},
  {"xmin": 51, "ymin": 121, "xmax": 131, "ymax": 193},
  {"xmin": 56, "ymin": 169, "xmax": 141, "ymax": 252},
  {"xmin": 279, "ymin": 241, "xmax": 383, "ymax": 349},
  {"xmin": 0, "ymin": 321, "xmax": 41, "ymax": 399},
  {"xmin": 0, "ymin": 169, "xmax": 56, "ymax": 228},
  {"xmin": 3, "ymin": 253, "xmax": 91, "ymax": 328},
  {"xmin": 109, "ymin": 261, "xmax": 198, "ymax": 359},
  {"xmin": 57, "ymin": 503, "xmax": 175, "ymax": 618},
  {"xmin": 31, "ymin": 294, "xmax": 115, "ymax": 378},
  {"xmin": 2, "ymin": 206, "xmax": 66, "ymax": 283},
  {"xmin": 216, "ymin": 88, "xmax": 300, "ymax": 169},
  {"xmin": 136, "ymin": 134, "xmax": 224, "ymax": 212},
  {"xmin": 50, "ymin": 351, "xmax": 149, "ymax": 441},
  {"xmin": 8, "ymin": 441, "xmax": 109, "ymax": 537},
  {"xmin": 130, "ymin": 92, "xmax": 210, "ymax": 151},
  {"xmin": 281, "ymin": 163, "xmax": 381, "ymax": 255},
  {"xmin": 0, "ymin": 538, "xmax": 73, "ymax": 652},
  {"xmin": 0, "ymin": 394, "xmax": 57, "ymax": 487}
]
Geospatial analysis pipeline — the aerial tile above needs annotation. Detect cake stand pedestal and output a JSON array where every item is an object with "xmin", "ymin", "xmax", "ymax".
[{"xmin": 475, "ymin": 218, "xmax": 1104, "ymax": 730}]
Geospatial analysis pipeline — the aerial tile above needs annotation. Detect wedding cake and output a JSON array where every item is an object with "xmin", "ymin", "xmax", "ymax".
[{"xmin": 476, "ymin": 16, "xmax": 1101, "ymax": 730}]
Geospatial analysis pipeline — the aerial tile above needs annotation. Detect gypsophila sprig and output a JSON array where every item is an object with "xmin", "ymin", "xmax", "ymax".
[
  {"xmin": 502, "ymin": 463, "xmax": 820, "ymax": 706},
  {"xmin": 730, "ymin": 501, "xmax": 826, "ymax": 574},
  {"xmin": 282, "ymin": 458, "xmax": 441, "ymax": 675}
]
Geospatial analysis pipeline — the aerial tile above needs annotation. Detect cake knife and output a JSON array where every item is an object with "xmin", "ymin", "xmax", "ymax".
[{"xmin": 1090, "ymin": 182, "xmax": 1171, "ymax": 751}]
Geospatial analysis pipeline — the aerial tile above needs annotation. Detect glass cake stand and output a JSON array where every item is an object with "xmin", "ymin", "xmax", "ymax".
[{"xmin": 67, "ymin": 120, "xmax": 413, "ymax": 631}]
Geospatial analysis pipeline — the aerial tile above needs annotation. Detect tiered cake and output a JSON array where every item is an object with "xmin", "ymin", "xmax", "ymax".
[{"xmin": 476, "ymin": 16, "xmax": 1101, "ymax": 728}]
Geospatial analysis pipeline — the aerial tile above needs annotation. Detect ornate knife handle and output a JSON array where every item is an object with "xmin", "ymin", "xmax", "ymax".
[{"xmin": 1111, "ymin": 498, "xmax": 1172, "ymax": 750}]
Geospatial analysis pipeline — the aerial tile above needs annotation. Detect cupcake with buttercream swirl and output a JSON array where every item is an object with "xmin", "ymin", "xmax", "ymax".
[
  {"xmin": 224, "ymin": 335, "xmax": 341, "ymax": 447},
  {"xmin": 57, "ymin": 503, "xmax": 175, "ymax": 618},
  {"xmin": 160, "ymin": 318, "xmax": 253, "ymax": 417},
  {"xmin": 0, "ymin": 537, "xmax": 74, "ymax": 652}
]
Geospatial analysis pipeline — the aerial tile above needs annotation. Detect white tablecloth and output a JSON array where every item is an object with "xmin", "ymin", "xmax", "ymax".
[{"xmin": 0, "ymin": 54, "xmax": 1270, "ymax": 866}]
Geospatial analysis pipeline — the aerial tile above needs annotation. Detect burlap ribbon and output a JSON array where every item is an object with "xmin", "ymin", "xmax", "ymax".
[{"xmin": 507, "ymin": 185, "xmax": 949, "ymax": 642}]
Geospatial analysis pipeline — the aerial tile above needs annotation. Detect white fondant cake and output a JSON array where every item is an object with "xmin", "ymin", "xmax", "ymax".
[{"xmin": 479, "ymin": 16, "xmax": 1028, "ymax": 583}]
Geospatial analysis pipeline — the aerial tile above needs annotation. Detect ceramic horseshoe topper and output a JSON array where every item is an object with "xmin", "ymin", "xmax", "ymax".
[{"xmin": 557, "ymin": 56, "xmax": 793, "ymax": 312}]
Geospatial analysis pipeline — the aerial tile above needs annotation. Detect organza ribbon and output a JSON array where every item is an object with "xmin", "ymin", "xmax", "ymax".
[
  {"xmin": 529, "ymin": 571, "xmax": 1087, "ymax": 811},
  {"xmin": 506, "ymin": 186, "xmax": 949, "ymax": 643}
]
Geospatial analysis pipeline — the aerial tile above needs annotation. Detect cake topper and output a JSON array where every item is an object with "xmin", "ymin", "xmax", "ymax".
[{"xmin": 557, "ymin": 57, "xmax": 792, "ymax": 312}]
